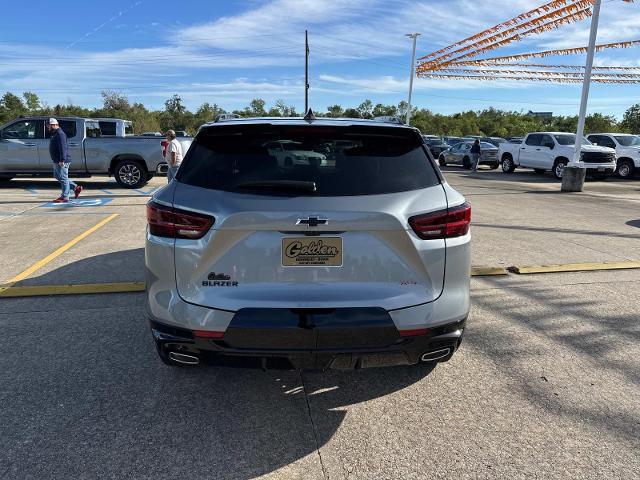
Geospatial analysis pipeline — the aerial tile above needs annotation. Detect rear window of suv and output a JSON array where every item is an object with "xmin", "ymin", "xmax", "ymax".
[{"xmin": 177, "ymin": 124, "xmax": 440, "ymax": 196}]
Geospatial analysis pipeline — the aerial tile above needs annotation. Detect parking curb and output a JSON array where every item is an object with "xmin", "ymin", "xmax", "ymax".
[
  {"xmin": 509, "ymin": 260, "xmax": 640, "ymax": 275},
  {"xmin": 0, "ymin": 282, "xmax": 145, "ymax": 298},
  {"xmin": 471, "ymin": 266, "xmax": 509, "ymax": 276}
]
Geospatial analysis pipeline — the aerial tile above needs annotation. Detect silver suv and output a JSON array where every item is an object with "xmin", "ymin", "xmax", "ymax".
[{"xmin": 145, "ymin": 117, "xmax": 471, "ymax": 370}]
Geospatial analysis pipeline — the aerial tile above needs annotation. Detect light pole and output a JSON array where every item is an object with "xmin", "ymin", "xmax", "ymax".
[
  {"xmin": 405, "ymin": 33, "xmax": 420, "ymax": 125},
  {"xmin": 561, "ymin": 0, "xmax": 602, "ymax": 192}
]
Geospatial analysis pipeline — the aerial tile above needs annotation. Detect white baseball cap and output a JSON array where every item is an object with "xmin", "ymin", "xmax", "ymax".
[{"xmin": 49, "ymin": 118, "xmax": 59, "ymax": 125}]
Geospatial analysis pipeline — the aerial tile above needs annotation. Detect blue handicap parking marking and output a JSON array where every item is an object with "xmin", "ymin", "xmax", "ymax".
[{"xmin": 41, "ymin": 198, "xmax": 113, "ymax": 208}]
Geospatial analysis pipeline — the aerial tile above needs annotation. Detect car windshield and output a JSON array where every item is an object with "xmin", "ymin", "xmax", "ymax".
[
  {"xmin": 614, "ymin": 135, "xmax": 640, "ymax": 146},
  {"xmin": 554, "ymin": 134, "xmax": 591, "ymax": 145},
  {"xmin": 178, "ymin": 124, "xmax": 440, "ymax": 196}
]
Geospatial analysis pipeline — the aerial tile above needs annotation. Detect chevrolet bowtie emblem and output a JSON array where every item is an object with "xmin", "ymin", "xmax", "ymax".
[{"xmin": 297, "ymin": 216, "xmax": 328, "ymax": 227}]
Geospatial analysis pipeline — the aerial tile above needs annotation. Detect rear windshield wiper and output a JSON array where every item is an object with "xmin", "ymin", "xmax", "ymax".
[{"xmin": 236, "ymin": 180, "xmax": 317, "ymax": 193}]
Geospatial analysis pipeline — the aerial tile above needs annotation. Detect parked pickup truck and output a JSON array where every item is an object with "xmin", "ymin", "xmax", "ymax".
[
  {"xmin": 0, "ymin": 116, "xmax": 192, "ymax": 188},
  {"xmin": 497, "ymin": 132, "xmax": 616, "ymax": 179},
  {"xmin": 586, "ymin": 133, "xmax": 640, "ymax": 179}
]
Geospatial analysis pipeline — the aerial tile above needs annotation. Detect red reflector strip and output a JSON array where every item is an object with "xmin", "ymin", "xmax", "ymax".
[
  {"xmin": 399, "ymin": 328, "xmax": 429, "ymax": 337},
  {"xmin": 193, "ymin": 330, "xmax": 225, "ymax": 339}
]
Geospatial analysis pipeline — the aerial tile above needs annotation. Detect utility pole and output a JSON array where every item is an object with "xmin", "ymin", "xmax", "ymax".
[
  {"xmin": 305, "ymin": 30, "xmax": 309, "ymax": 113},
  {"xmin": 405, "ymin": 33, "xmax": 420, "ymax": 125},
  {"xmin": 562, "ymin": 0, "xmax": 601, "ymax": 192}
]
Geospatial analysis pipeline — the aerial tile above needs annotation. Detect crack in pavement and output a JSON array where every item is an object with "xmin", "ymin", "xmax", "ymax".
[{"xmin": 299, "ymin": 370, "xmax": 330, "ymax": 480}]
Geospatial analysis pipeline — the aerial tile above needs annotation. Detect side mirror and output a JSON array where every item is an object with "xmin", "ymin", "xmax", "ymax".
[{"xmin": 548, "ymin": 143, "xmax": 554, "ymax": 150}]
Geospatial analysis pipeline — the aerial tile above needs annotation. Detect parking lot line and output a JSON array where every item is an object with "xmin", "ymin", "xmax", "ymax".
[
  {"xmin": 0, "ymin": 213, "xmax": 119, "ymax": 294},
  {"xmin": 0, "ymin": 282, "xmax": 144, "ymax": 298},
  {"xmin": 510, "ymin": 260, "xmax": 640, "ymax": 275}
]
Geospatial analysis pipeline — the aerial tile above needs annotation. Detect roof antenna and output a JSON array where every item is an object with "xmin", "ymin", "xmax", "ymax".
[{"xmin": 304, "ymin": 108, "xmax": 316, "ymax": 123}]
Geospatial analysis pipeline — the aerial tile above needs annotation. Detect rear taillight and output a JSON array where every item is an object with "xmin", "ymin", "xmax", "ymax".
[
  {"xmin": 409, "ymin": 202, "xmax": 471, "ymax": 240},
  {"xmin": 193, "ymin": 330, "xmax": 224, "ymax": 339},
  {"xmin": 147, "ymin": 201, "xmax": 214, "ymax": 239}
]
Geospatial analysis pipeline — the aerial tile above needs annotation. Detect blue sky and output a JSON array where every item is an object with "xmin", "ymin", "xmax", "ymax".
[{"xmin": 2, "ymin": 0, "xmax": 639, "ymax": 117}]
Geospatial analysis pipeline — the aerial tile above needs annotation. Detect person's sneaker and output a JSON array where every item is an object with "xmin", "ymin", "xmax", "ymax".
[
  {"xmin": 74, "ymin": 185, "xmax": 83, "ymax": 199},
  {"xmin": 53, "ymin": 197, "xmax": 69, "ymax": 203}
]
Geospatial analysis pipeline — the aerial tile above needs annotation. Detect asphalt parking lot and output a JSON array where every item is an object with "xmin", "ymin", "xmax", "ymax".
[{"xmin": 1, "ymin": 169, "xmax": 639, "ymax": 479}]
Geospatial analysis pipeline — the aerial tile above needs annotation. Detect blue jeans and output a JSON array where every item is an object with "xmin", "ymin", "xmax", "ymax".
[
  {"xmin": 167, "ymin": 165, "xmax": 179, "ymax": 183},
  {"xmin": 53, "ymin": 163, "xmax": 77, "ymax": 199},
  {"xmin": 471, "ymin": 153, "xmax": 480, "ymax": 171}
]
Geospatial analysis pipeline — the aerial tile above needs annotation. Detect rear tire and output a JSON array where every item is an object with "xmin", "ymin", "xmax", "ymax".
[
  {"xmin": 114, "ymin": 159, "xmax": 147, "ymax": 189},
  {"xmin": 553, "ymin": 159, "xmax": 568, "ymax": 179},
  {"xmin": 462, "ymin": 156, "xmax": 471, "ymax": 170},
  {"xmin": 534, "ymin": 169, "xmax": 545, "ymax": 174},
  {"xmin": 438, "ymin": 155, "xmax": 446, "ymax": 167},
  {"xmin": 501, "ymin": 155, "xmax": 515, "ymax": 173},
  {"xmin": 617, "ymin": 159, "xmax": 635, "ymax": 179}
]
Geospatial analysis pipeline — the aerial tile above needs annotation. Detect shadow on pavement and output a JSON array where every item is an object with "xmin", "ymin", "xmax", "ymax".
[
  {"xmin": 467, "ymin": 276, "xmax": 639, "ymax": 445},
  {"xmin": 18, "ymin": 249, "xmax": 146, "ymax": 285},
  {"xmin": 1, "ymin": 250, "xmax": 437, "ymax": 479}
]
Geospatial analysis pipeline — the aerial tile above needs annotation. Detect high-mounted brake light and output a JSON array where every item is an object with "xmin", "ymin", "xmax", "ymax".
[
  {"xmin": 409, "ymin": 202, "xmax": 471, "ymax": 240},
  {"xmin": 146, "ymin": 201, "xmax": 214, "ymax": 239}
]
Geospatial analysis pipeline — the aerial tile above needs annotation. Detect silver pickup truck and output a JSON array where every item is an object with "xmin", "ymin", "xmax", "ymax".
[{"xmin": 0, "ymin": 116, "xmax": 192, "ymax": 188}]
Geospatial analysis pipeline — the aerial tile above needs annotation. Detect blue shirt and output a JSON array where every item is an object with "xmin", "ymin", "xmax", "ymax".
[{"xmin": 49, "ymin": 128, "xmax": 70, "ymax": 163}]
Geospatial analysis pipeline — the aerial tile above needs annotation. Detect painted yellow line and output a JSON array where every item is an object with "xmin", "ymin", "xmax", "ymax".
[
  {"xmin": 0, "ymin": 213, "xmax": 119, "ymax": 294},
  {"xmin": 0, "ymin": 282, "xmax": 145, "ymax": 298},
  {"xmin": 510, "ymin": 260, "xmax": 640, "ymax": 275},
  {"xmin": 471, "ymin": 266, "xmax": 509, "ymax": 276}
]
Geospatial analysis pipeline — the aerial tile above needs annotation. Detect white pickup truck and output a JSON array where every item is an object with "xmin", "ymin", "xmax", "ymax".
[
  {"xmin": 0, "ymin": 116, "xmax": 192, "ymax": 188},
  {"xmin": 586, "ymin": 133, "xmax": 640, "ymax": 179},
  {"xmin": 497, "ymin": 132, "xmax": 617, "ymax": 179}
]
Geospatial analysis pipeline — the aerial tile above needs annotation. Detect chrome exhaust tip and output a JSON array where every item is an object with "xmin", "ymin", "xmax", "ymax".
[
  {"xmin": 420, "ymin": 348, "xmax": 451, "ymax": 362},
  {"xmin": 169, "ymin": 352, "xmax": 200, "ymax": 365}
]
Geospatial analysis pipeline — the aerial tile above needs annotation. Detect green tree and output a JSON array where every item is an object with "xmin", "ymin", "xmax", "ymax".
[
  {"xmin": 326, "ymin": 104, "xmax": 344, "ymax": 118},
  {"xmin": 23, "ymin": 92, "xmax": 41, "ymax": 113},
  {"xmin": 621, "ymin": 104, "xmax": 640, "ymax": 133},
  {"xmin": 357, "ymin": 99, "xmax": 373, "ymax": 119},
  {"xmin": 0, "ymin": 92, "xmax": 26, "ymax": 122}
]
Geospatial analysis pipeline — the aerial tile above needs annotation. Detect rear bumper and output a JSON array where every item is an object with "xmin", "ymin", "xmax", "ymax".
[{"xmin": 150, "ymin": 316, "xmax": 466, "ymax": 370}]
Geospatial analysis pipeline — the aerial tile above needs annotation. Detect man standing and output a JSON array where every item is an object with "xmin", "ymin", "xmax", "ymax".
[
  {"xmin": 49, "ymin": 118, "xmax": 82, "ymax": 203},
  {"xmin": 165, "ymin": 129, "xmax": 183, "ymax": 183},
  {"xmin": 470, "ymin": 139, "xmax": 481, "ymax": 173}
]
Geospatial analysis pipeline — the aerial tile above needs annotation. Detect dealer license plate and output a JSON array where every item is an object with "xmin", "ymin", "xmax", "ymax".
[{"xmin": 282, "ymin": 237, "xmax": 343, "ymax": 267}]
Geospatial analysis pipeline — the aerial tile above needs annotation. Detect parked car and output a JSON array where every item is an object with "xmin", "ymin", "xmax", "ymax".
[
  {"xmin": 442, "ymin": 136, "xmax": 463, "ymax": 146},
  {"xmin": 142, "ymin": 132, "xmax": 163, "ymax": 137},
  {"xmin": 146, "ymin": 116, "xmax": 471, "ymax": 369},
  {"xmin": 91, "ymin": 118, "xmax": 134, "ymax": 137},
  {"xmin": 175, "ymin": 131, "xmax": 189, "ymax": 137},
  {"xmin": 497, "ymin": 132, "xmax": 616, "ymax": 179},
  {"xmin": 0, "ymin": 116, "xmax": 192, "ymax": 187},
  {"xmin": 506, "ymin": 136, "xmax": 524, "ymax": 143},
  {"xmin": 265, "ymin": 139, "xmax": 328, "ymax": 167},
  {"xmin": 481, "ymin": 136, "xmax": 507, "ymax": 147},
  {"xmin": 586, "ymin": 133, "xmax": 640, "ymax": 179},
  {"xmin": 422, "ymin": 136, "xmax": 449, "ymax": 158},
  {"xmin": 438, "ymin": 141, "xmax": 499, "ymax": 169}
]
